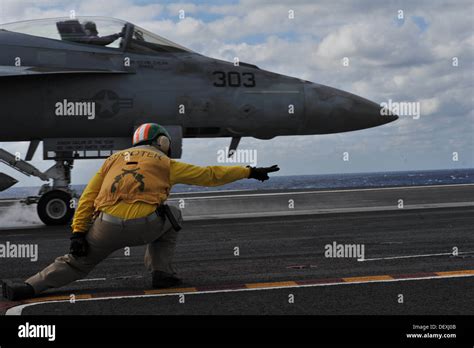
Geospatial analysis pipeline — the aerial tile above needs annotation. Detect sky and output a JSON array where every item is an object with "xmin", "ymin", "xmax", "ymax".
[{"xmin": 0, "ymin": 0, "xmax": 473, "ymax": 186}]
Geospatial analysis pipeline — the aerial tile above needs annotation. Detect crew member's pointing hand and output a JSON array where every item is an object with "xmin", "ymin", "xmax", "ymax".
[{"xmin": 248, "ymin": 165, "xmax": 280, "ymax": 182}]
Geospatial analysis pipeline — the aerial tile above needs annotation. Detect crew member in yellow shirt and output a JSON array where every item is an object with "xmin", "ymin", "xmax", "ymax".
[{"xmin": 2, "ymin": 123, "xmax": 279, "ymax": 300}]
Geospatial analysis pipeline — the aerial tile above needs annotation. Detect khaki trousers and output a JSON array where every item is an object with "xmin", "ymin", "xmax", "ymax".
[{"xmin": 26, "ymin": 206, "xmax": 182, "ymax": 294}]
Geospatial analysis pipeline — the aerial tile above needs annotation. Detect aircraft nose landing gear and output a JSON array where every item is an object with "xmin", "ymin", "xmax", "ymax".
[
  {"xmin": 35, "ymin": 159, "xmax": 76, "ymax": 225},
  {"xmin": 37, "ymin": 189, "xmax": 75, "ymax": 225},
  {"xmin": 0, "ymin": 147, "xmax": 76, "ymax": 226}
]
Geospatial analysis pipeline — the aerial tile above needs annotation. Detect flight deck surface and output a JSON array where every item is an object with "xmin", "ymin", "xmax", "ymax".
[{"xmin": 1, "ymin": 184, "xmax": 473, "ymax": 315}]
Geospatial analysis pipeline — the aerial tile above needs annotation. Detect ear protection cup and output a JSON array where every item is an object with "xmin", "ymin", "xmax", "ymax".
[{"xmin": 156, "ymin": 135, "xmax": 170, "ymax": 155}]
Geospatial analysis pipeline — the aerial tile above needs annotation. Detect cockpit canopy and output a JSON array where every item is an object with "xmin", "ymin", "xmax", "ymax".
[{"xmin": 0, "ymin": 16, "xmax": 191, "ymax": 53}]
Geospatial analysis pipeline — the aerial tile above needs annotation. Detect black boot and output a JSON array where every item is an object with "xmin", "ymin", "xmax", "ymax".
[
  {"xmin": 152, "ymin": 271, "xmax": 182, "ymax": 289},
  {"xmin": 1, "ymin": 280, "xmax": 35, "ymax": 301}
]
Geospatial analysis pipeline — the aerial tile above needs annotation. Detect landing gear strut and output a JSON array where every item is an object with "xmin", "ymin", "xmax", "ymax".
[{"xmin": 1, "ymin": 148, "xmax": 76, "ymax": 225}]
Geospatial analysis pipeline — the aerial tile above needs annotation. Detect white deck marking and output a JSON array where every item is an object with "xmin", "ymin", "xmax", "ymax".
[
  {"xmin": 182, "ymin": 202, "xmax": 474, "ymax": 221},
  {"xmin": 358, "ymin": 251, "xmax": 474, "ymax": 262},
  {"xmin": 168, "ymin": 183, "xmax": 474, "ymax": 200},
  {"xmin": 6, "ymin": 272, "xmax": 474, "ymax": 315},
  {"xmin": 75, "ymin": 278, "xmax": 107, "ymax": 282},
  {"xmin": 75, "ymin": 275, "xmax": 143, "ymax": 282},
  {"xmin": 244, "ymin": 91, "xmax": 300, "ymax": 94}
]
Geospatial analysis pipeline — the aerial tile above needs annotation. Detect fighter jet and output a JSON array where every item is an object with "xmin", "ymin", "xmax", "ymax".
[{"xmin": 0, "ymin": 16, "xmax": 398, "ymax": 225}]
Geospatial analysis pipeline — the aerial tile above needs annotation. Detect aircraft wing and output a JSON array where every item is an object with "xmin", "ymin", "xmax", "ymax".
[{"xmin": 0, "ymin": 65, "xmax": 134, "ymax": 77}]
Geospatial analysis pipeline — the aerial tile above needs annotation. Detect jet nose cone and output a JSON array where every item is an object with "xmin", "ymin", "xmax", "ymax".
[
  {"xmin": 304, "ymin": 84, "xmax": 398, "ymax": 134},
  {"xmin": 351, "ymin": 93, "xmax": 399, "ymax": 127}
]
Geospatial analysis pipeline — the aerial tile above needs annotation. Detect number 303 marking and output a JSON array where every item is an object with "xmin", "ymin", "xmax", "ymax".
[{"xmin": 212, "ymin": 71, "xmax": 256, "ymax": 87}]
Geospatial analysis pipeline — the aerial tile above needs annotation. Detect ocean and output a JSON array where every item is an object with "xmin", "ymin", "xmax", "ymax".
[{"xmin": 0, "ymin": 168, "xmax": 473, "ymax": 199}]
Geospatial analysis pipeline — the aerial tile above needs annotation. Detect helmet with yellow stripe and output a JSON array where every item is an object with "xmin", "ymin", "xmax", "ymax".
[{"xmin": 133, "ymin": 123, "xmax": 171, "ymax": 155}]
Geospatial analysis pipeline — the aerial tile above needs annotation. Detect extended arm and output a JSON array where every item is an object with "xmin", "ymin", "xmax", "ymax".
[{"xmin": 170, "ymin": 160, "xmax": 251, "ymax": 187}]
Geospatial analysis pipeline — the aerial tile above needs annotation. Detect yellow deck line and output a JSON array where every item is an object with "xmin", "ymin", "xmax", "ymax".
[
  {"xmin": 436, "ymin": 270, "xmax": 474, "ymax": 276},
  {"xmin": 144, "ymin": 287, "xmax": 197, "ymax": 295},
  {"xmin": 245, "ymin": 281, "xmax": 298, "ymax": 289},
  {"xmin": 343, "ymin": 275, "xmax": 393, "ymax": 282},
  {"xmin": 14, "ymin": 270, "xmax": 474, "ymax": 305},
  {"xmin": 24, "ymin": 294, "xmax": 92, "ymax": 304}
]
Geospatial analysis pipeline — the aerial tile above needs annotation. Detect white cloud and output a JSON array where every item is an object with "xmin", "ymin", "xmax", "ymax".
[{"xmin": 420, "ymin": 97, "xmax": 440, "ymax": 116}]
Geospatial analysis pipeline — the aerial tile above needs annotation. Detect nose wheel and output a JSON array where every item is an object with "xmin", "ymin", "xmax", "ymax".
[{"xmin": 37, "ymin": 190, "xmax": 75, "ymax": 225}]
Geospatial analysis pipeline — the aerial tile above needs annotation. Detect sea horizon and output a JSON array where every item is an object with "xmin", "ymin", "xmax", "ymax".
[{"xmin": 0, "ymin": 167, "xmax": 472, "ymax": 199}]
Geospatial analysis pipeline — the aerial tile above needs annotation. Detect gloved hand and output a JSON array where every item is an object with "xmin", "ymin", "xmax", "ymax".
[
  {"xmin": 70, "ymin": 232, "xmax": 89, "ymax": 257},
  {"xmin": 247, "ymin": 165, "xmax": 280, "ymax": 182}
]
